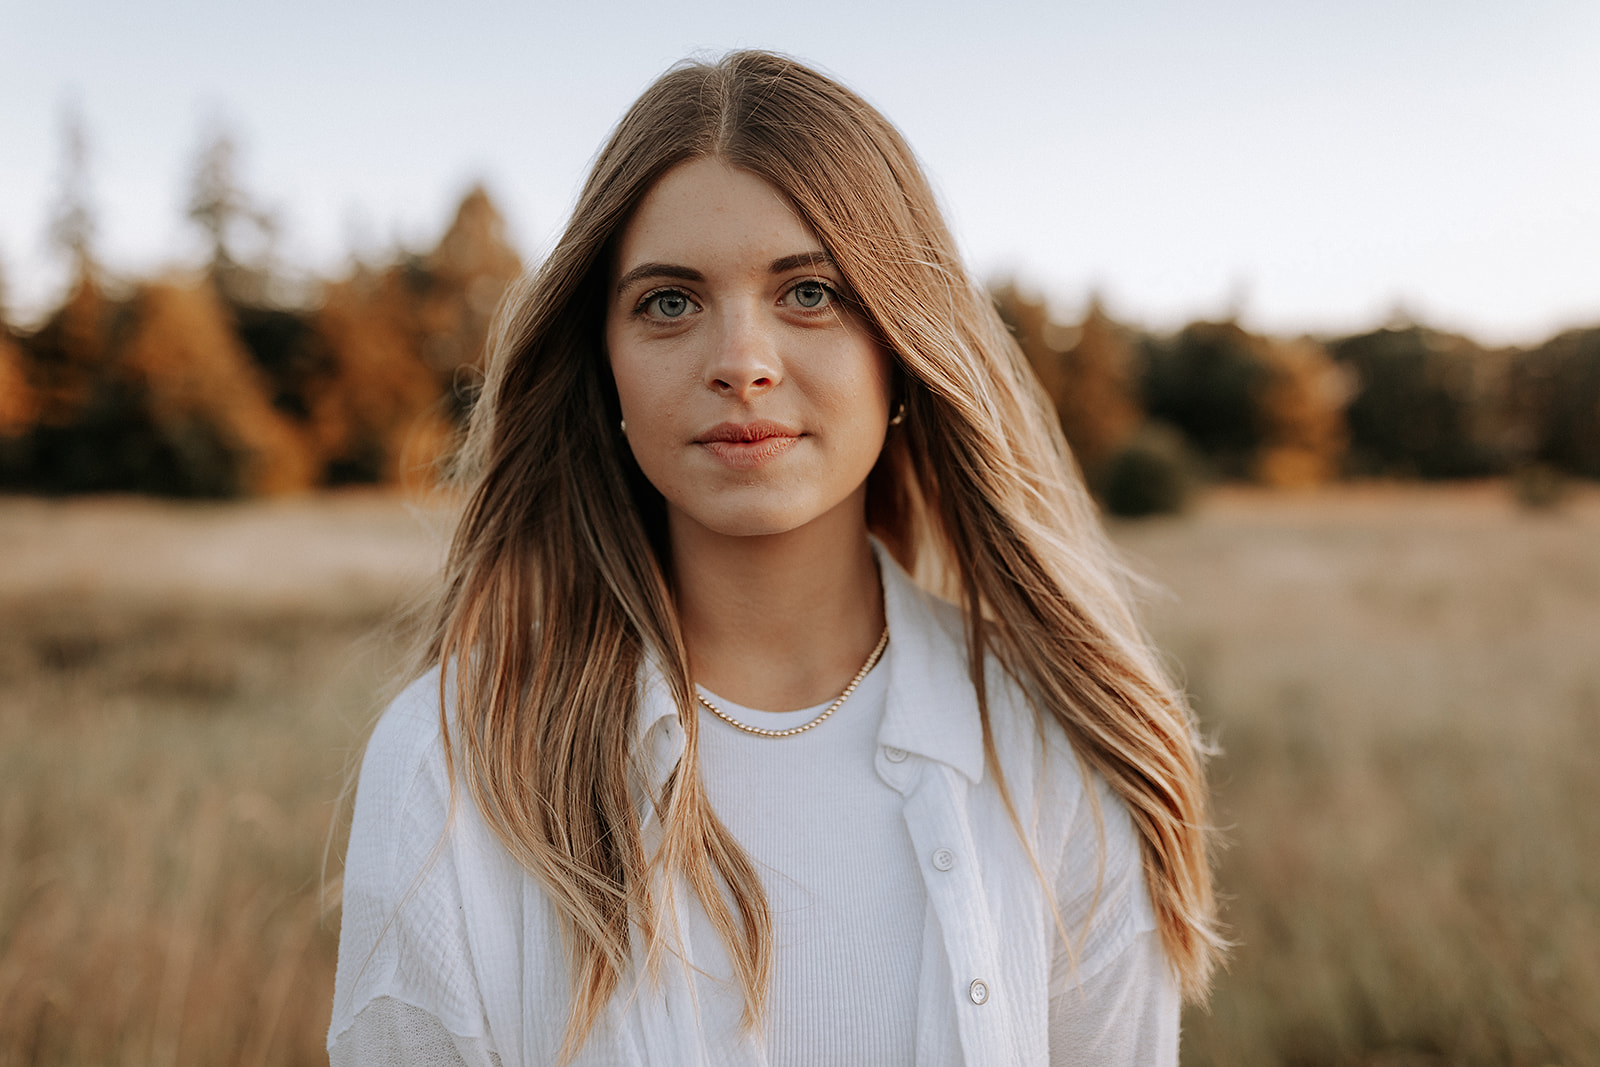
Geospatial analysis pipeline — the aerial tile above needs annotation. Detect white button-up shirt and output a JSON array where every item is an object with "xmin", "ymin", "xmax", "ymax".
[{"xmin": 330, "ymin": 548, "xmax": 1177, "ymax": 1065}]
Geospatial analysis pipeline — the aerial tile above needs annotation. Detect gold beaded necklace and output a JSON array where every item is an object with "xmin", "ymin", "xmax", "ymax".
[{"xmin": 696, "ymin": 626, "xmax": 890, "ymax": 738}]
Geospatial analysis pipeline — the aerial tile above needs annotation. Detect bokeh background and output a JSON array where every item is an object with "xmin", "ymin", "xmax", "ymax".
[{"xmin": 2, "ymin": 2, "xmax": 1597, "ymax": 1064}]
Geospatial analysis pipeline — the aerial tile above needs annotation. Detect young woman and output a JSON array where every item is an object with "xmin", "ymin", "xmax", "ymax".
[{"xmin": 330, "ymin": 50, "xmax": 1222, "ymax": 1066}]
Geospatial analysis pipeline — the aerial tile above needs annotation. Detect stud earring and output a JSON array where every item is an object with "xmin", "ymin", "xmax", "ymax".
[
  {"xmin": 888, "ymin": 401, "xmax": 906, "ymax": 427},
  {"xmin": 619, "ymin": 418, "xmax": 628, "ymax": 436}
]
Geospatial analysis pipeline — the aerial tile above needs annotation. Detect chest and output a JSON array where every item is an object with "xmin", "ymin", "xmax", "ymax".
[{"xmin": 457, "ymin": 756, "xmax": 1061, "ymax": 1067}]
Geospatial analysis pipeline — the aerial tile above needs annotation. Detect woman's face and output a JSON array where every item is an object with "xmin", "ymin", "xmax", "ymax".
[{"xmin": 605, "ymin": 158, "xmax": 893, "ymax": 543}]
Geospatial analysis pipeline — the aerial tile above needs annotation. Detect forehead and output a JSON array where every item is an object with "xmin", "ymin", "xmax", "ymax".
[{"xmin": 613, "ymin": 158, "xmax": 823, "ymax": 277}]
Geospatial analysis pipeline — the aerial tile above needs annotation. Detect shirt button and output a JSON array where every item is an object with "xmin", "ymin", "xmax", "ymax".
[
  {"xmin": 932, "ymin": 847, "xmax": 956, "ymax": 871},
  {"xmin": 884, "ymin": 747, "xmax": 908, "ymax": 763},
  {"xmin": 969, "ymin": 979, "xmax": 990, "ymax": 1005}
]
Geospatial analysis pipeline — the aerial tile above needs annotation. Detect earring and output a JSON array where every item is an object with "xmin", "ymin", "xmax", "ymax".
[
  {"xmin": 619, "ymin": 418, "xmax": 628, "ymax": 436},
  {"xmin": 888, "ymin": 401, "xmax": 906, "ymax": 427}
]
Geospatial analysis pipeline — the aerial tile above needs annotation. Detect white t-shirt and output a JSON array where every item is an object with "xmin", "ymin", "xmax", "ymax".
[{"xmin": 691, "ymin": 665, "xmax": 922, "ymax": 1065}]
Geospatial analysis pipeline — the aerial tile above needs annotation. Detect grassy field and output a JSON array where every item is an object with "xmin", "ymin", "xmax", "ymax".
[
  {"xmin": 0, "ymin": 493, "xmax": 444, "ymax": 1067},
  {"xmin": 1117, "ymin": 484, "xmax": 1600, "ymax": 1066},
  {"xmin": 0, "ymin": 484, "xmax": 1596, "ymax": 1065}
]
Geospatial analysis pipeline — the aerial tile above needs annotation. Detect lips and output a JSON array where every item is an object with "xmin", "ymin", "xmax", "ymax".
[{"xmin": 695, "ymin": 420, "xmax": 802, "ymax": 470}]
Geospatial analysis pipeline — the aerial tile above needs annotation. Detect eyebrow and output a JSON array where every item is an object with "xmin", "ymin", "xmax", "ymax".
[
  {"xmin": 613, "ymin": 251, "xmax": 836, "ymax": 296},
  {"xmin": 614, "ymin": 263, "xmax": 702, "ymax": 295},
  {"xmin": 768, "ymin": 251, "xmax": 835, "ymax": 274}
]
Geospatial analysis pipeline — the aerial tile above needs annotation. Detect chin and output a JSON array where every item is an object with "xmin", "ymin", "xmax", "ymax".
[
  {"xmin": 670, "ymin": 492, "xmax": 844, "ymax": 542},
  {"xmin": 692, "ymin": 509, "xmax": 815, "ymax": 540},
  {"xmin": 664, "ymin": 477, "xmax": 872, "ymax": 544}
]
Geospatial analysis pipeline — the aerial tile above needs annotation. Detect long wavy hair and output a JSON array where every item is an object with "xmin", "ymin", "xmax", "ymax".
[{"xmin": 426, "ymin": 49, "xmax": 1222, "ymax": 1060}]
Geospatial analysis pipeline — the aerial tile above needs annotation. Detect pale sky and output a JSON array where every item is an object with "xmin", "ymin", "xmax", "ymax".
[{"xmin": 4, "ymin": 0, "xmax": 1598, "ymax": 345}]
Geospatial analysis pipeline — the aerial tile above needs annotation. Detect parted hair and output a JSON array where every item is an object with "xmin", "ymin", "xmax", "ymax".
[{"xmin": 426, "ymin": 49, "xmax": 1223, "ymax": 1061}]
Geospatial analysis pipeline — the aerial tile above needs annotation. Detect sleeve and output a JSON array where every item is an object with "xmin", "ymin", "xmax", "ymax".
[
  {"xmin": 1044, "ymin": 769, "xmax": 1179, "ymax": 1065},
  {"xmin": 1047, "ymin": 931, "xmax": 1179, "ymax": 1065},
  {"xmin": 330, "ymin": 996, "xmax": 504, "ymax": 1067},
  {"xmin": 328, "ymin": 675, "xmax": 499, "ymax": 1059}
]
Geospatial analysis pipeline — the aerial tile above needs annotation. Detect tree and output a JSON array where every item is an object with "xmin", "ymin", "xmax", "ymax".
[
  {"xmin": 1056, "ymin": 300, "xmax": 1143, "ymax": 474},
  {"xmin": 186, "ymin": 123, "xmax": 278, "ymax": 302},
  {"xmin": 1139, "ymin": 320, "xmax": 1269, "ymax": 477},
  {"xmin": 49, "ymin": 101, "xmax": 96, "ymax": 285},
  {"xmin": 991, "ymin": 284, "xmax": 1143, "ymax": 476},
  {"xmin": 1329, "ymin": 327, "xmax": 1510, "ymax": 478}
]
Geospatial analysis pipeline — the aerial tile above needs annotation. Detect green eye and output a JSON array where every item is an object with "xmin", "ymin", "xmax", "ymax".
[{"xmin": 793, "ymin": 282, "xmax": 828, "ymax": 309}]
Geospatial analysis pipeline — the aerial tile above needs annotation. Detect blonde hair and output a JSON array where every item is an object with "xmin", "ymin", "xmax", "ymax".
[{"xmin": 426, "ymin": 50, "xmax": 1222, "ymax": 1060}]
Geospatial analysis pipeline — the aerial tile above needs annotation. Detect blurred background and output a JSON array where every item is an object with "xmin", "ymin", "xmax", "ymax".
[{"xmin": 1, "ymin": 1, "xmax": 1597, "ymax": 1064}]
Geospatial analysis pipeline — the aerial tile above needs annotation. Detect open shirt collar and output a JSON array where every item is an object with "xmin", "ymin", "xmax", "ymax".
[{"xmin": 632, "ymin": 539, "xmax": 987, "ymax": 794}]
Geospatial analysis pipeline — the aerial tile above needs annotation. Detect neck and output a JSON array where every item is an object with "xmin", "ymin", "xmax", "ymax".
[{"xmin": 669, "ymin": 496, "xmax": 885, "ymax": 713}]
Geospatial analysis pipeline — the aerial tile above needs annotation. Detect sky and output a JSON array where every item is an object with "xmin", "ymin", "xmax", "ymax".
[{"xmin": 3, "ymin": 0, "xmax": 1598, "ymax": 345}]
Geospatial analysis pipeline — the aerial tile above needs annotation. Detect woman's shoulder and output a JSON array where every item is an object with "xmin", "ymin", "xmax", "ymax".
[
  {"xmin": 365, "ymin": 669, "xmax": 448, "ymax": 764},
  {"xmin": 350, "ymin": 668, "xmax": 454, "ymax": 847},
  {"xmin": 334, "ymin": 666, "xmax": 511, "ymax": 1050},
  {"xmin": 963, "ymin": 640, "xmax": 1152, "ymax": 949},
  {"xmin": 1052, "ymin": 767, "xmax": 1159, "ymax": 982}
]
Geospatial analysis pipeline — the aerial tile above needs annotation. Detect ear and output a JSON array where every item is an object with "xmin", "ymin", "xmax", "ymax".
[{"xmin": 888, "ymin": 358, "xmax": 909, "ymax": 417}]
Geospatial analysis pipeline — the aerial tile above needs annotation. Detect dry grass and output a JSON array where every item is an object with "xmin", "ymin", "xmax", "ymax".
[
  {"xmin": 1117, "ymin": 483, "xmax": 1600, "ymax": 1066},
  {"xmin": 0, "ymin": 492, "xmax": 444, "ymax": 1067},
  {"xmin": 0, "ymin": 484, "xmax": 1596, "ymax": 1065}
]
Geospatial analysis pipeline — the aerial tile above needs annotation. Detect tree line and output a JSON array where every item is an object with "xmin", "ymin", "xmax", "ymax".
[
  {"xmin": 2, "ymin": 114, "xmax": 1596, "ymax": 511},
  {"xmin": 994, "ymin": 286, "xmax": 1600, "ymax": 514},
  {"xmin": 0, "ymin": 182, "xmax": 517, "ymax": 497},
  {"xmin": 0, "ymin": 112, "xmax": 520, "ymax": 496}
]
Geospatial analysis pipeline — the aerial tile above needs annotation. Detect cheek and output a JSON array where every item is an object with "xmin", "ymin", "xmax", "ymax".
[
  {"xmin": 607, "ymin": 336, "xmax": 658, "ymax": 420},
  {"xmin": 850, "ymin": 344, "xmax": 894, "ymax": 412},
  {"xmin": 872, "ymin": 347, "xmax": 894, "ymax": 397},
  {"xmin": 609, "ymin": 348, "xmax": 681, "ymax": 475},
  {"xmin": 819, "ymin": 347, "xmax": 893, "ymax": 445}
]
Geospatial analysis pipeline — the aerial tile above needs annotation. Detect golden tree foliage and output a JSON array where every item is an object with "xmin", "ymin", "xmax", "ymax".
[
  {"xmin": 417, "ymin": 185, "xmax": 523, "ymax": 377},
  {"xmin": 1252, "ymin": 337, "xmax": 1353, "ymax": 488},
  {"xmin": 121, "ymin": 280, "xmax": 316, "ymax": 494},
  {"xmin": 1059, "ymin": 301, "xmax": 1144, "ymax": 472},
  {"xmin": 992, "ymin": 281, "xmax": 1058, "ymax": 387},
  {"xmin": 30, "ymin": 277, "xmax": 114, "ymax": 426},
  {"xmin": 302, "ymin": 186, "xmax": 521, "ymax": 487},
  {"xmin": 992, "ymin": 284, "xmax": 1143, "ymax": 476},
  {"xmin": 1254, "ymin": 337, "xmax": 1356, "ymax": 489},
  {"xmin": 307, "ymin": 279, "xmax": 452, "ymax": 486},
  {"xmin": 0, "ymin": 332, "xmax": 39, "ymax": 436}
]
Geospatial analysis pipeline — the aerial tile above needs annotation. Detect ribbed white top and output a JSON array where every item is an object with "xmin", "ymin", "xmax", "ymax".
[{"xmin": 694, "ymin": 662, "xmax": 921, "ymax": 1066}]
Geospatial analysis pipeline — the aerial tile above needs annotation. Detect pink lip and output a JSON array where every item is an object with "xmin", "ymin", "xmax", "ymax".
[{"xmin": 696, "ymin": 420, "xmax": 802, "ymax": 470}]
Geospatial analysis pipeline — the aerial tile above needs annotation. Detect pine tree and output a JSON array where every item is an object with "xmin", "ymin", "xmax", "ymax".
[{"xmin": 186, "ymin": 123, "xmax": 278, "ymax": 303}]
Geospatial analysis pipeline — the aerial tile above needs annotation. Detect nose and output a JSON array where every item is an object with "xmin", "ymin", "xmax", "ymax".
[{"xmin": 705, "ymin": 306, "xmax": 780, "ymax": 400}]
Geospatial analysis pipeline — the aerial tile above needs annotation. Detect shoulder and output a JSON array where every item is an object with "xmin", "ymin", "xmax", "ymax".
[
  {"xmin": 1050, "ymin": 756, "xmax": 1157, "ymax": 981},
  {"xmin": 363, "ymin": 667, "xmax": 449, "ymax": 778},
  {"xmin": 334, "ymin": 667, "xmax": 508, "ymax": 1048},
  {"xmin": 347, "ymin": 669, "xmax": 454, "ymax": 880},
  {"xmin": 875, "ymin": 544, "xmax": 1160, "ymax": 975},
  {"xmin": 956, "ymin": 633, "xmax": 1154, "ymax": 972}
]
